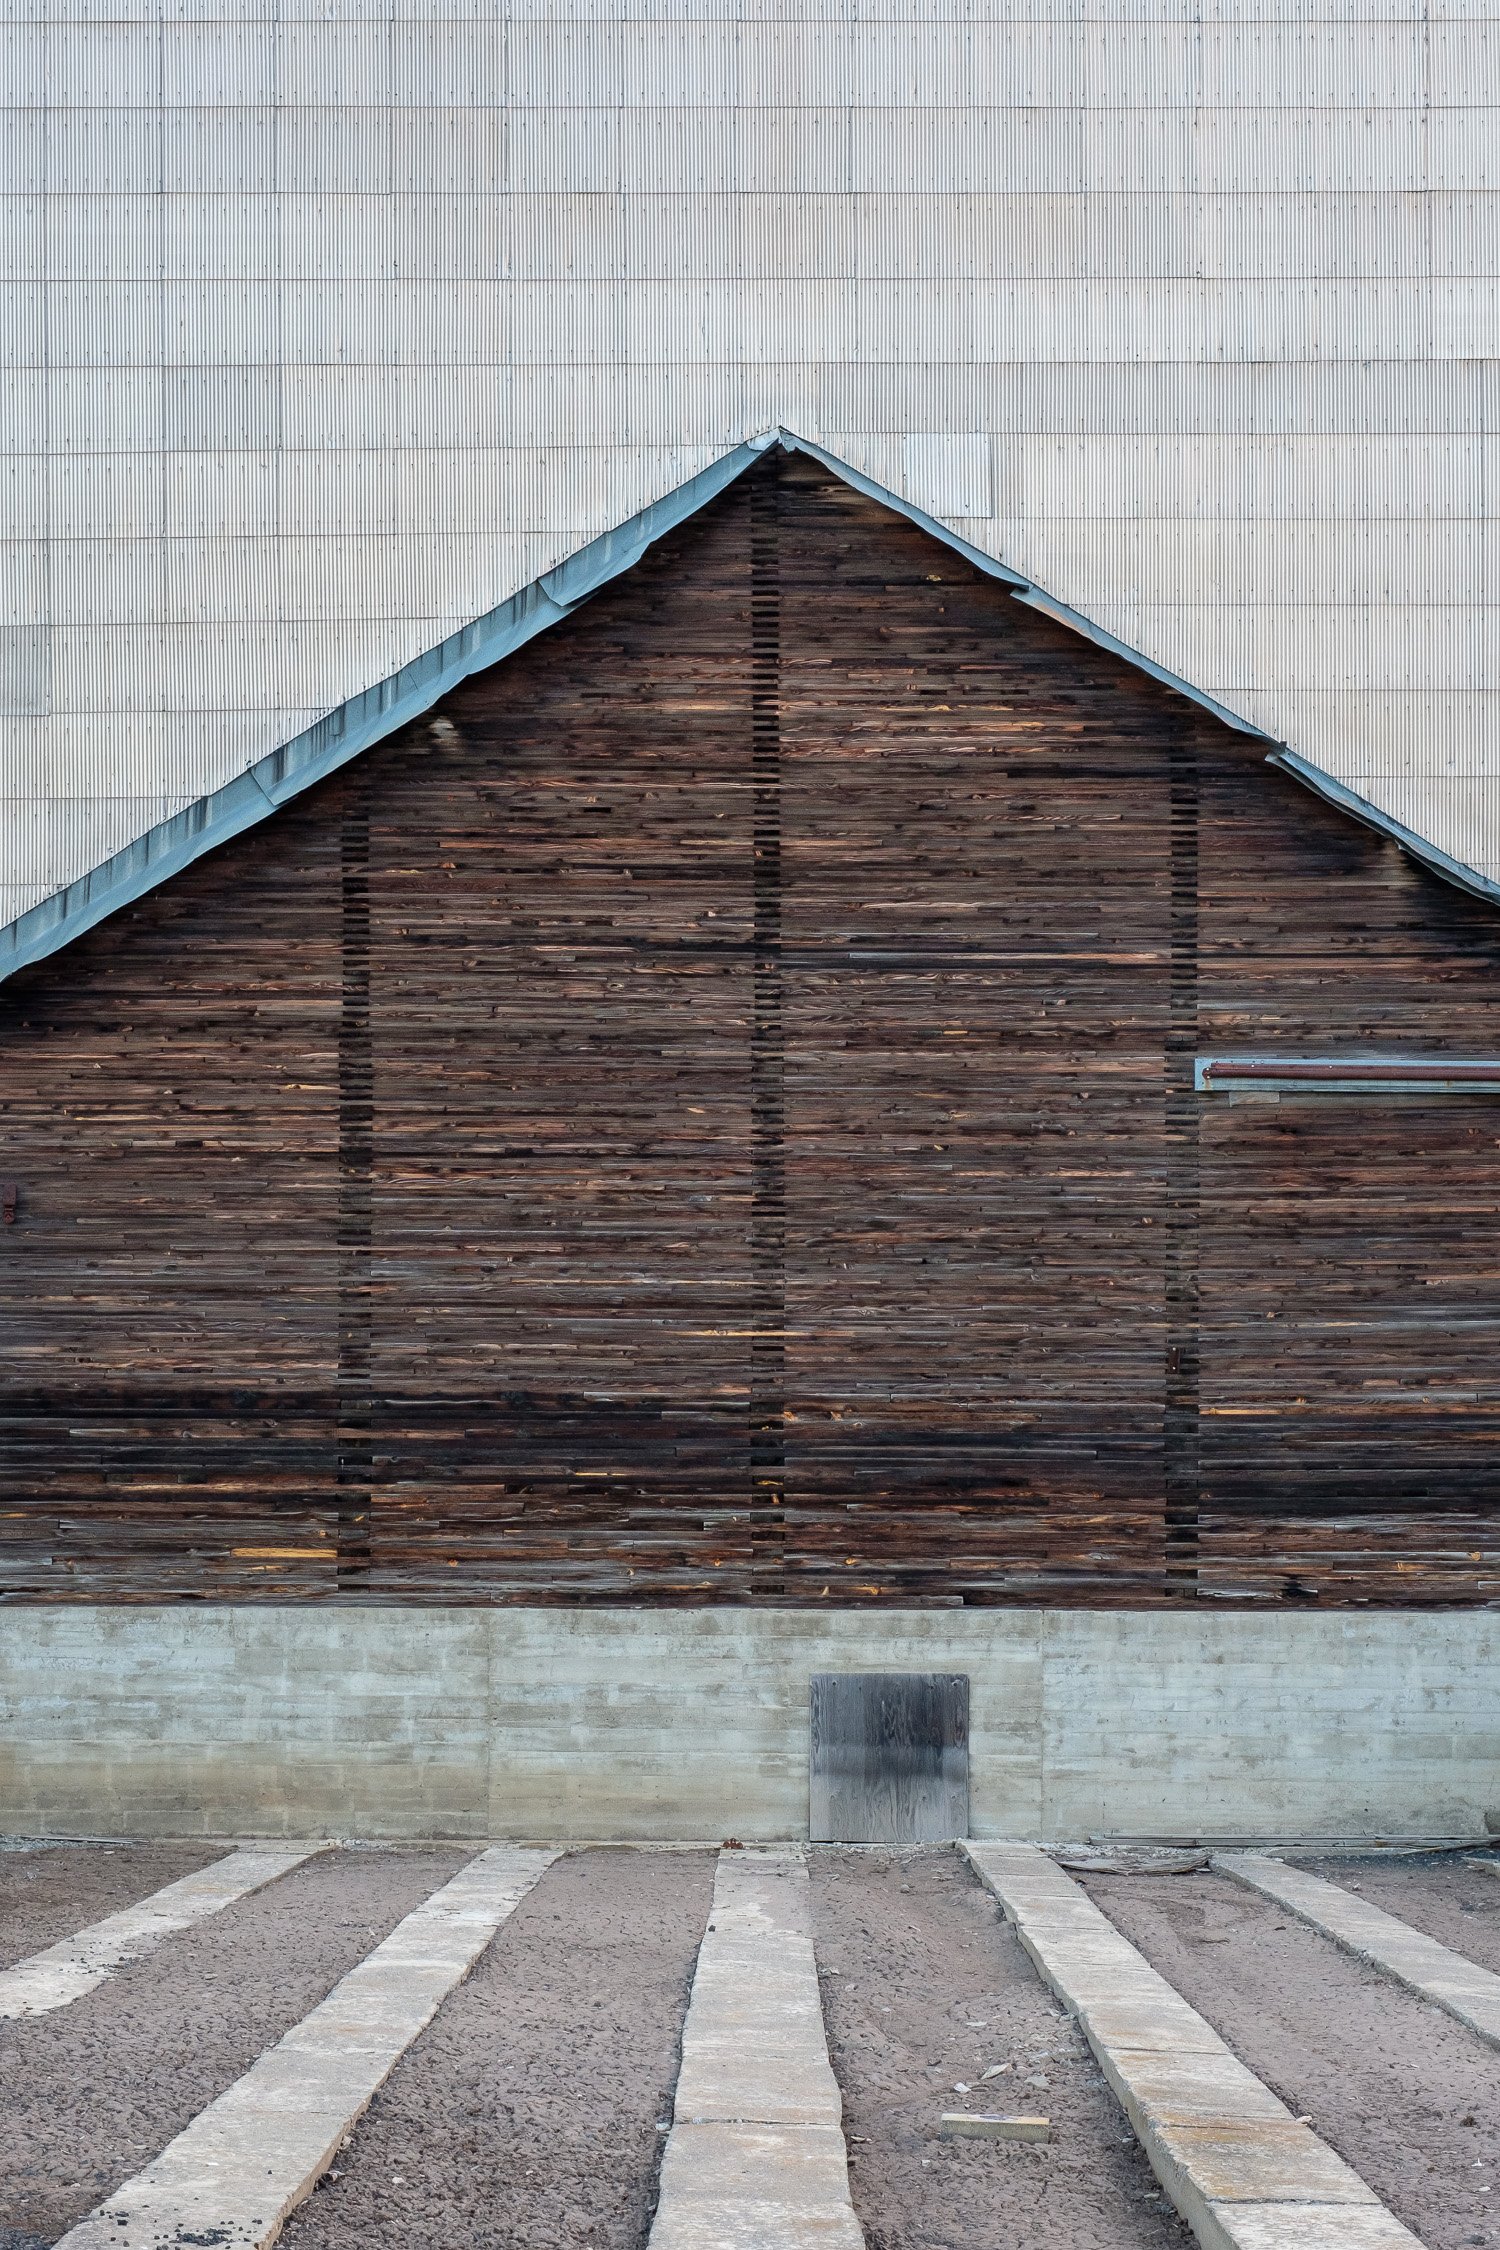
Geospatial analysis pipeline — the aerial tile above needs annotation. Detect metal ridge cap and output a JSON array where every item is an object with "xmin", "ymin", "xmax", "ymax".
[
  {"xmin": 1199, "ymin": 1055, "xmax": 1500, "ymax": 1079},
  {"xmin": 1196, "ymin": 1054, "xmax": 1500, "ymax": 1095},
  {"xmin": 775, "ymin": 426, "xmax": 1030, "ymax": 589}
]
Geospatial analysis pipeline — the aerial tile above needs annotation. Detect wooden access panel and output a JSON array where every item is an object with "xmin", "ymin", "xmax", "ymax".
[
  {"xmin": 3, "ymin": 450, "xmax": 1500, "ymax": 1607},
  {"xmin": 809, "ymin": 1671, "xmax": 970, "ymax": 1842}
]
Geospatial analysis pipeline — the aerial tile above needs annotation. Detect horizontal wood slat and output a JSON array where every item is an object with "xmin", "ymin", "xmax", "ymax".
[{"xmin": 3, "ymin": 453, "xmax": 1499, "ymax": 1606}]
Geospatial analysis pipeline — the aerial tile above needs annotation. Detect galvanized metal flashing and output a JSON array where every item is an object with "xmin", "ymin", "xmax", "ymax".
[
  {"xmin": 1013, "ymin": 589, "xmax": 1269, "ymax": 740},
  {"xmin": 0, "ymin": 436, "xmax": 777, "ymax": 986},
  {"xmin": 1267, "ymin": 749, "xmax": 1500, "ymax": 912},
  {"xmin": 2, "ymin": 429, "xmax": 1492, "ymax": 987}
]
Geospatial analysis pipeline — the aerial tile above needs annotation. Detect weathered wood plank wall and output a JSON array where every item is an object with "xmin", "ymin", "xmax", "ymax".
[{"xmin": 3, "ymin": 455, "xmax": 1499, "ymax": 1606}]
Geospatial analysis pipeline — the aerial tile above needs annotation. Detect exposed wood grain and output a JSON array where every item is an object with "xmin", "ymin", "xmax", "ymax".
[
  {"xmin": 2, "ymin": 453, "xmax": 1499, "ymax": 1606},
  {"xmin": 809, "ymin": 1670, "xmax": 970, "ymax": 1844}
]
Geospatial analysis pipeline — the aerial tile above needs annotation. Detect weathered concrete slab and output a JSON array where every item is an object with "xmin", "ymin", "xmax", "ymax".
[
  {"xmin": 672, "ymin": 1850, "xmax": 844, "ymax": 2130},
  {"xmin": 963, "ymin": 1842, "xmax": 1422, "ymax": 2250},
  {"xmin": 957, "ymin": 1843, "xmax": 1225, "ymax": 2056},
  {"xmin": 650, "ymin": 1849, "xmax": 863, "ymax": 2249},
  {"xmin": 1094, "ymin": 2048, "xmax": 1292, "ymax": 2129},
  {"xmin": 1196, "ymin": 2207, "xmax": 1426, "ymax": 2250},
  {"xmin": 0, "ymin": 1844, "xmax": 327, "ymax": 2018},
  {"xmin": 50, "ymin": 1846, "xmax": 555, "ymax": 2250},
  {"xmin": 650, "ymin": 2123, "xmax": 864, "ymax": 2250},
  {"xmin": 1219, "ymin": 1851, "xmax": 1500, "ymax": 2050}
]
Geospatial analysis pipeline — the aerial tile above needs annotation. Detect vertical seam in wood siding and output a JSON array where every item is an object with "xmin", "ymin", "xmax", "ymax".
[
  {"xmin": 750, "ymin": 461, "xmax": 786, "ymax": 1595},
  {"xmin": 337, "ymin": 771, "xmax": 373, "ymax": 1589},
  {"xmin": 1165, "ymin": 713, "xmax": 1201, "ymax": 1598}
]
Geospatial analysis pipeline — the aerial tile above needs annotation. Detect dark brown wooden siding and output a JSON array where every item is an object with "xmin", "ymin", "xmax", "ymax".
[{"xmin": 4, "ymin": 453, "xmax": 1499, "ymax": 1607}]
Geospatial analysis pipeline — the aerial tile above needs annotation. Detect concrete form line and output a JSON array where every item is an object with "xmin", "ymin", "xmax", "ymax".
[
  {"xmin": 649, "ymin": 1847, "xmax": 864, "ymax": 2249},
  {"xmin": 51, "ymin": 1846, "xmax": 556, "ymax": 2250},
  {"xmin": 0, "ymin": 1844, "xmax": 330, "ymax": 2019},
  {"xmin": 1218, "ymin": 1850, "xmax": 1500, "ymax": 2051},
  {"xmin": 964, "ymin": 1842, "xmax": 1421, "ymax": 2250}
]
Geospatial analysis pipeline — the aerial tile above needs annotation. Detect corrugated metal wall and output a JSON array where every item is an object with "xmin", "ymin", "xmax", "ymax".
[{"xmin": 5, "ymin": 0, "xmax": 1500, "ymax": 936}]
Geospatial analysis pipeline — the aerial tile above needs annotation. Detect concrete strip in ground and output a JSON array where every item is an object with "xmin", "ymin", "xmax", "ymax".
[
  {"xmin": 1469, "ymin": 1857, "xmax": 1500, "ymax": 1883},
  {"xmin": 650, "ymin": 1849, "xmax": 863, "ymax": 2250},
  {"xmin": 0, "ymin": 1844, "xmax": 329, "ymax": 2019},
  {"xmin": 963, "ymin": 1842, "xmax": 1421, "ymax": 2250},
  {"xmin": 50, "ymin": 1846, "xmax": 555, "ymax": 2250},
  {"xmin": 1218, "ymin": 1850, "xmax": 1500, "ymax": 2050}
]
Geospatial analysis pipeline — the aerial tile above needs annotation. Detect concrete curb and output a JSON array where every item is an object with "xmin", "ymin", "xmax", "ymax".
[
  {"xmin": 1217, "ymin": 1851, "xmax": 1500, "ymax": 2051},
  {"xmin": 0, "ymin": 1843, "xmax": 330, "ymax": 2019},
  {"xmin": 963, "ymin": 1842, "xmax": 1421, "ymax": 2250},
  {"xmin": 649, "ymin": 1848, "xmax": 864, "ymax": 2249},
  {"xmin": 51, "ymin": 1845, "xmax": 556, "ymax": 2250}
]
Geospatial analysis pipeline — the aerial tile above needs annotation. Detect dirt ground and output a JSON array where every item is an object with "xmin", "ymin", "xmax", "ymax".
[
  {"xmin": 7, "ymin": 1839, "xmax": 1500, "ymax": 2250},
  {"xmin": 0, "ymin": 1842, "xmax": 220, "ymax": 1972},
  {"xmin": 808, "ymin": 1846, "xmax": 1191, "ymax": 2250},
  {"xmin": 0, "ymin": 1847, "xmax": 466, "ymax": 2244},
  {"xmin": 280, "ymin": 1847, "xmax": 714, "ymax": 2250},
  {"xmin": 1085, "ymin": 1867, "xmax": 1500, "ymax": 2250},
  {"xmin": 1300, "ymin": 1851, "xmax": 1500, "ymax": 1975}
]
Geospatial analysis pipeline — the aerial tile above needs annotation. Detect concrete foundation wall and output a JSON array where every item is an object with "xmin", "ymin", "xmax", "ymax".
[{"xmin": 2, "ymin": 1608, "xmax": 1497, "ymax": 1843}]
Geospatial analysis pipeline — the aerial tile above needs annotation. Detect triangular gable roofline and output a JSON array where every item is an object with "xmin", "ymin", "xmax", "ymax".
[{"xmin": 4, "ymin": 428, "xmax": 1495, "ymax": 987}]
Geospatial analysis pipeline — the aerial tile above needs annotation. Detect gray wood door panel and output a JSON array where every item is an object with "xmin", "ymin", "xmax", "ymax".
[{"xmin": 808, "ymin": 1672, "xmax": 970, "ymax": 1843}]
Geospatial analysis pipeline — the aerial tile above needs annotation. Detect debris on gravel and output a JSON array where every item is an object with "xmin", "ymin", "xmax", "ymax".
[
  {"xmin": 940, "ymin": 2113, "xmax": 1051, "ymax": 2141},
  {"xmin": 809, "ymin": 1845, "xmax": 1191, "ymax": 2250},
  {"xmin": 1053, "ymin": 1849, "xmax": 1209, "ymax": 1876}
]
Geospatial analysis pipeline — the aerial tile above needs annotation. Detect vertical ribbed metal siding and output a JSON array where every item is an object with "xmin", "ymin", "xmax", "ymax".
[{"xmin": 3, "ymin": 2, "xmax": 1499, "ymax": 931}]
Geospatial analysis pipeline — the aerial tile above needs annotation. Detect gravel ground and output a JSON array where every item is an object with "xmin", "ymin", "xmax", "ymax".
[
  {"xmin": 808, "ymin": 1846, "xmax": 1191, "ymax": 2250},
  {"xmin": 1296, "ymin": 1853, "xmax": 1500, "ymax": 1975},
  {"xmin": 11, "ymin": 1841, "xmax": 1497, "ymax": 2250},
  {"xmin": 1084, "ymin": 1868, "xmax": 1500, "ymax": 2250},
  {"xmin": 280, "ymin": 1847, "xmax": 714, "ymax": 2250},
  {"xmin": 0, "ymin": 1846, "xmax": 467, "ymax": 2246},
  {"xmin": 0, "ymin": 1843, "xmax": 220, "ymax": 1972}
]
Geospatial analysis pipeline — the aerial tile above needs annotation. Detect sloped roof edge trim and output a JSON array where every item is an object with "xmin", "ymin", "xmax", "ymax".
[
  {"xmin": 3, "ymin": 428, "xmax": 1494, "ymax": 988},
  {"xmin": 1268, "ymin": 749, "xmax": 1500, "ymax": 909}
]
